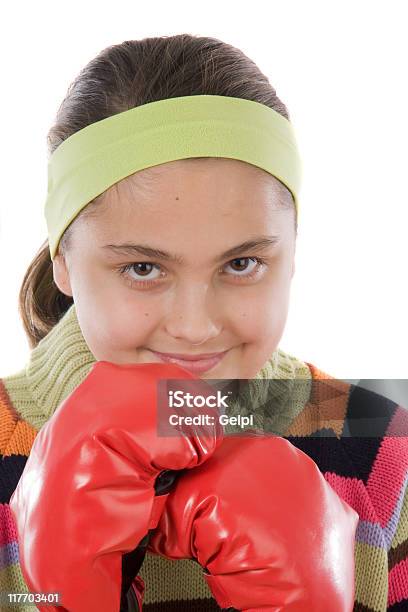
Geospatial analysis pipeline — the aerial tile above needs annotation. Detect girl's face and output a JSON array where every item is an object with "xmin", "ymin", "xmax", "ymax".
[{"xmin": 53, "ymin": 158, "xmax": 296, "ymax": 380}]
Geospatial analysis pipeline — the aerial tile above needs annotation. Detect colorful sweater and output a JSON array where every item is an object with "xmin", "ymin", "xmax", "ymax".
[{"xmin": 0, "ymin": 303, "xmax": 407, "ymax": 611}]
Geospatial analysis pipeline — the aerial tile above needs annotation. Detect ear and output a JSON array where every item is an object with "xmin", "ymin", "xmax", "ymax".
[{"xmin": 52, "ymin": 254, "xmax": 73, "ymax": 297}]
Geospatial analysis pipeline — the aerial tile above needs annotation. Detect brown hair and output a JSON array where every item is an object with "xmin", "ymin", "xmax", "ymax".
[{"xmin": 19, "ymin": 33, "xmax": 297, "ymax": 349}]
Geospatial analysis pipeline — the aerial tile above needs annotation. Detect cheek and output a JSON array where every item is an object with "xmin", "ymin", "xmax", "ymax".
[
  {"xmin": 236, "ymin": 282, "xmax": 290, "ymax": 338},
  {"xmin": 81, "ymin": 300, "xmax": 160, "ymax": 353}
]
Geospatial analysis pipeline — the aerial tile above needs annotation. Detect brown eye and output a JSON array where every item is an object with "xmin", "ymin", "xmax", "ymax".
[
  {"xmin": 229, "ymin": 258, "xmax": 253, "ymax": 272},
  {"xmin": 132, "ymin": 263, "xmax": 154, "ymax": 276},
  {"xmin": 224, "ymin": 257, "xmax": 262, "ymax": 278},
  {"xmin": 117, "ymin": 262, "xmax": 163, "ymax": 285}
]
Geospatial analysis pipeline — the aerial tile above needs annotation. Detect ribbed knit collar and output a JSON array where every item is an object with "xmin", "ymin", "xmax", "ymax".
[
  {"xmin": 4, "ymin": 303, "xmax": 311, "ymax": 433},
  {"xmin": 25, "ymin": 303, "xmax": 97, "ymax": 424}
]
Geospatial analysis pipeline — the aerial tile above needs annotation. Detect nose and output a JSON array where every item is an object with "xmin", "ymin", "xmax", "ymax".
[{"xmin": 164, "ymin": 284, "xmax": 220, "ymax": 345}]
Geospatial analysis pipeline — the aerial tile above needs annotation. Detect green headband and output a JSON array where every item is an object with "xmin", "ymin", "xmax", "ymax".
[{"xmin": 45, "ymin": 94, "xmax": 302, "ymax": 260}]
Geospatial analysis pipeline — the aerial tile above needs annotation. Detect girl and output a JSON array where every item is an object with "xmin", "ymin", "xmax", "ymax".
[{"xmin": 1, "ymin": 34, "xmax": 407, "ymax": 611}]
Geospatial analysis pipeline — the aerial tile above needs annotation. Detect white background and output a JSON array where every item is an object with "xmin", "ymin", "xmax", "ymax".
[{"xmin": 0, "ymin": 1, "xmax": 407, "ymax": 383}]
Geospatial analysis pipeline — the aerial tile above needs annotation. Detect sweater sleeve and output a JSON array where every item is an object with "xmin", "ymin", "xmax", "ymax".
[
  {"xmin": 376, "ymin": 402, "xmax": 408, "ymax": 611},
  {"xmin": 0, "ymin": 503, "xmax": 35, "ymax": 612},
  {"xmin": 387, "ymin": 463, "xmax": 408, "ymax": 610},
  {"xmin": 1, "ymin": 379, "xmax": 38, "ymax": 611},
  {"xmin": 331, "ymin": 383, "xmax": 408, "ymax": 611}
]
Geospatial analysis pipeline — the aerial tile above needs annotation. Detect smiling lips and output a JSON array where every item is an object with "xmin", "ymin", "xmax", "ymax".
[{"xmin": 150, "ymin": 349, "xmax": 229, "ymax": 374}]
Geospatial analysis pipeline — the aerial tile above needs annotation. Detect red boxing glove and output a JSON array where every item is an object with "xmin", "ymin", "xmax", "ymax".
[
  {"xmin": 9, "ymin": 361, "xmax": 223, "ymax": 612},
  {"xmin": 148, "ymin": 434, "xmax": 359, "ymax": 612}
]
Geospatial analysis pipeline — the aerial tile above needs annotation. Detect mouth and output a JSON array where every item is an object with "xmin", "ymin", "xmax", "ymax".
[{"xmin": 149, "ymin": 349, "xmax": 229, "ymax": 374}]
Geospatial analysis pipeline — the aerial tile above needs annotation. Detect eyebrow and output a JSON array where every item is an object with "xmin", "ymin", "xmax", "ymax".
[{"xmin": 101, "ymin": 235, "xmax": 280, "ymax": 265}]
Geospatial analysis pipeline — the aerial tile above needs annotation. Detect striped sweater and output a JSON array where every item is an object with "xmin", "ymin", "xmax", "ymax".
[{"xmin": 0, "ymin": 303, "xmax": 407, "ymax": 611}]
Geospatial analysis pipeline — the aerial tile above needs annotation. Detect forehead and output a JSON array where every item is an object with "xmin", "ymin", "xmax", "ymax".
[
  {"xmin": 69, "ymin": 162, "xmax": 296, "ymax": 266},
  {"xmin": 75, "ymin": 158, "xmax": 295, "ymax": 255},
  {"xmin": 96, "ymin": 158, "xmax": 289, "ymax": 219},
  {"xmin": 123, "ymin": 157, "xmax": 284, "ymax": 196}
]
